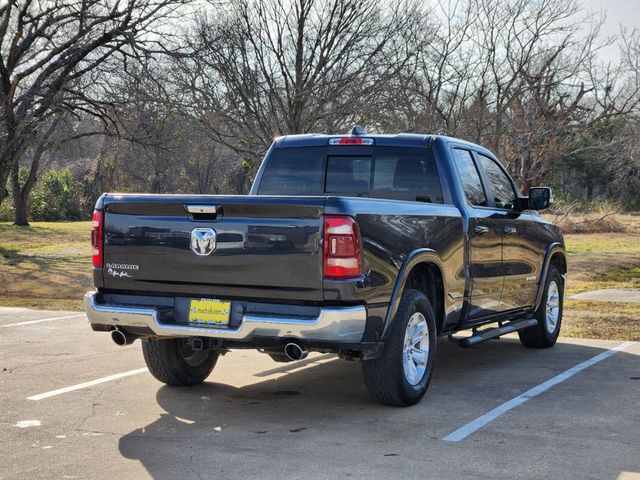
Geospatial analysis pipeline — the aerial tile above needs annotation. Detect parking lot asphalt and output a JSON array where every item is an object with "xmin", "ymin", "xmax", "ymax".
[{"xmin": 1, "ymin": 306, "xmax": 639, "ymax": 480}]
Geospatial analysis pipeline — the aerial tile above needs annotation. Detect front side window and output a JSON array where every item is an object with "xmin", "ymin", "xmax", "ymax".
[
  {"xmin": 476, "ymin": 154, "xmax": 517, "ymax": 209},
  {"xmin": 452, "ymin": 148, "xmax": 486, "ymax": 206}
]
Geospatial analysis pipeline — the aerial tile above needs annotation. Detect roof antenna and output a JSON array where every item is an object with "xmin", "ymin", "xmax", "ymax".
[{"xmin": 350, "ymin": 125, "xmax": 367, "ymax": 136}]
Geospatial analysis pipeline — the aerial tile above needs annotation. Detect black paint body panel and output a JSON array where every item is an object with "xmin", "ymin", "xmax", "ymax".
[{"xmin": 100, "ymin": 196, "xmax": 326, "ymax": 302}]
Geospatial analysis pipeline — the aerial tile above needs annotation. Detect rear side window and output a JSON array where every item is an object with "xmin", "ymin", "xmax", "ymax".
[
  {"xmin": 257, "ymin": 147, "xmax": 325, "ymax": 195},
  {"xmin": 452, "ymin": 148, "xmax": 486, "ymax": 206},
  {"xmin": 258, "ymin": 146, "xmax": 444, "ymax": 203},
  {"xmin": 476, "ymin": 154, "xmax": 517, "ymax": 209}
]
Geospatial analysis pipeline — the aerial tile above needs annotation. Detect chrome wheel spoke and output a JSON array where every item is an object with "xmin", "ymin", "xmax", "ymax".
[
  {"xmin": 412, "ymin": 323, "xmax": 426, "ymax": 345},
  {"xmin": 411, "ymin": 348, "xmax": 427, "ymax": 365},
  {"xmin": 402, "ymin": 312, "xmax": 430, "ymax": 386},
  {"xmin": 407, "ymin": 323, "xmax": 418, "ymax": 344},
  {"xmin": 544, "ymin": 280, "xmax": 560, "ymax": 334},
  {"xmin": 408, "ymin": 361, "xmax": 418, "ymax": 383}
]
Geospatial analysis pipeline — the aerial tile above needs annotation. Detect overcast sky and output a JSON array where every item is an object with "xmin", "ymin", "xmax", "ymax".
[{"xmin": 580, "ymin": 0, "xmax": 639, "ymax": 61}]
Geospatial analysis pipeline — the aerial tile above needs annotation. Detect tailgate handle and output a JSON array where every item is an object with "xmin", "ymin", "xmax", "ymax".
[
  {"xmin": 186, "ymin": 205, "xmax": 217, "ymax": 214},
  {"xmin": 185, "ymin": 204, "xmax": 221, "ymax": 221}
]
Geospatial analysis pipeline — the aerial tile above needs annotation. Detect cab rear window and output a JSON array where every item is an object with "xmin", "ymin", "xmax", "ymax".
[{"xmin": 257, "ymin": 147, "xmax": 443, "ymax": 204}]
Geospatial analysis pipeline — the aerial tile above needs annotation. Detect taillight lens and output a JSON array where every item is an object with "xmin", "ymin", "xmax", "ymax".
[
  {"xmin": 91, "ymin": 210, "xmax": 103, "ymax": 268},
  {"xmin": 323, "ymin": 215, "xmax": 361, "ymax": 279}
]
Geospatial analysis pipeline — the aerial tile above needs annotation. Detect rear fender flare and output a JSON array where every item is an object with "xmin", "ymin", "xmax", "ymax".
[
  {"xmin": 534, "ymin": 242, "xmax": 567, "ymax": 311},
  {"xmin": 382, "ymin": 248, "xmax": 447, "ymax": 339}
]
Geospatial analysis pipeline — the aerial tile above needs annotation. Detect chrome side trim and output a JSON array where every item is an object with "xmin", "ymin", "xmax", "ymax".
[{"xmin": 84, "ymin": 292, "xmax": 366, "ymax": 343}]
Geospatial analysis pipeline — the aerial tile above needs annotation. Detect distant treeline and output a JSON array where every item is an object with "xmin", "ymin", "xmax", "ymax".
[{"xmin": 1, "ymin": 0, "xmax": 639, "ymax": 224}]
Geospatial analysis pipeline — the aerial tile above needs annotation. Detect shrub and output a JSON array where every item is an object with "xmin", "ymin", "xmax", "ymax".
[
  {"xmin": 0, "ymin": 200, "xmax": 12, "ymax": 222},
  {"xmin": 30, "ymin": 169, "xmax": 84, "ymax": 221}
]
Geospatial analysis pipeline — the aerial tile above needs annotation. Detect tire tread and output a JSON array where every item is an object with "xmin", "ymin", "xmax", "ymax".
[
  {"xmin": 142, "ymin": 338, "xmax": 218, "ymax": 386},
  {"xmin": 362, "ymin": 289, "xmax": 436, "ymax": 406},
  {"xmin": 518, "ymin": 266, "xmax": 563, "ymax": 349}
]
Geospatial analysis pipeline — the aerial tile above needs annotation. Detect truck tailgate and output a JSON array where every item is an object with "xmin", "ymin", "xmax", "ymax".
[{"xmin": 100, "ymin": 195, "xmax": 325, "ymax": 301}]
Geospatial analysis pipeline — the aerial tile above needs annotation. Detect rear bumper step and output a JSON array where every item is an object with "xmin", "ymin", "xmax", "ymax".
[
  {"xmin": 453, "ymin": 318, "xmax": 538, "ymax": 347},
  {"xmin": 84, "ymin": 292, "xmax": 367, "ymax": 343}
]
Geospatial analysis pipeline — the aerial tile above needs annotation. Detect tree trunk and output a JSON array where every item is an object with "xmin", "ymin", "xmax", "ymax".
[
  {"xmin": 0, "ymin": 181, "xmax": 8, "ymax": 205},
  {"xmin": 9, "ymin": 118, "xmax": 59, "ymax": 225},
  {"xmin": 12, "ymin": 194, "xmax": 29, "ymax": 226},
  {"xmin": 10, "ymin": 162, "xmax": 31, "ymax": 226},
  {"xmin": 10, "ymin": 145, "xmax": 45, "ymax": 226},
  {"xmin": 0, "ymin": 145, "xmax": 16, "ymax": 205}
]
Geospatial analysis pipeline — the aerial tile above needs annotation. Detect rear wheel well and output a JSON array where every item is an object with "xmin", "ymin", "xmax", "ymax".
[
  {"xmin": 550, "ymin": 252, "xmax": 567, "ymax": 275},
  {"xmin": 405, "ymin": 263, "xmax": 445, "ymax": 334}
]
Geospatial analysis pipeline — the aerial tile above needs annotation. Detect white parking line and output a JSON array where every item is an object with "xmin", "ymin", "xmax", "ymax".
[
  {"xmin": 0, "ymin": 314, "xmax": 85, "ymax": 328},
  {"xmin": 442, "ymin": 341, "xmax": 635, "ymax": 442},
  {"xmin": 27, "ymin": 368, "xmax": 149, "ymax": 401}
]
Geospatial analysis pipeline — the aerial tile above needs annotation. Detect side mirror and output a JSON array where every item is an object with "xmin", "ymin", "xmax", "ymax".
[{"xmin": 528, "ymin": 187, "xmax": 552, "ymax": 210}]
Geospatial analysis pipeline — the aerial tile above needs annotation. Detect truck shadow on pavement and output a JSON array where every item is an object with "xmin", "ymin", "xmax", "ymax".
[{"xmin": 117, "ymin": 338, "xmax": 635, "ymax": 480}]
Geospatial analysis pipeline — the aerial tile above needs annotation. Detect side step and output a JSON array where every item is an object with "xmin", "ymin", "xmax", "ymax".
[{"xmin": 452, "ymin": 318, "xmax": 538, "ymax": 347}]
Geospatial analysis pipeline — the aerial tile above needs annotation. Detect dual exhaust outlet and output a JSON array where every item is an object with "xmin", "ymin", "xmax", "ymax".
[{"xmin": 111, "ymin": 328, "xmax": 308, "ymax": 362}]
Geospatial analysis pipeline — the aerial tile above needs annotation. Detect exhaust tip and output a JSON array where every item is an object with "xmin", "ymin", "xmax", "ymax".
[
  {"xmin": 111, "ymin": 328, "xmax": 134, "ymax": 346},
  {"xmin": 284, "ymin": 342, "xmax": 308, "ymax": 361}
]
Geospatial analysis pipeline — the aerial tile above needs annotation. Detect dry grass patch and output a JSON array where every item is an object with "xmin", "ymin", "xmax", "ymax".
[
  {"xmin": 545, "ymin": 205, "xmax": 637, "ymax": 234},
  {"xmin": 560, "ymin": 214, "xmax": 640, "ymax": 340},
  {"xmin": 0, "ymin": 222, "xmax": 91, "ymax": 311},
  {"xmin": 562, "ymin": 300, "xmax": 640, "ymax": 341}
]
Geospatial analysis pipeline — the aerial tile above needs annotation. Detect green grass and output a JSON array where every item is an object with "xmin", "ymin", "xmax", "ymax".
[
  {"xmin": 605, "ymin": 266, "xmax": 640, "ymax": 282},
  {"xmin": 565, "ymin": 236, "xmax": 640, "ymax": 254}
]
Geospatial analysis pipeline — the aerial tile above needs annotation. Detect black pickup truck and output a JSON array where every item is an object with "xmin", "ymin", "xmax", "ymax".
[{"xmin": 85, "ymin": 127, "xmax": 566, "ymax": 406}]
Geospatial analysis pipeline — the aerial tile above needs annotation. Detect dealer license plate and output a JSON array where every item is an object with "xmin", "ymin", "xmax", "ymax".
[{"xmin": 188, "ymin": 298, "xmax": 231, "ymax": 327}]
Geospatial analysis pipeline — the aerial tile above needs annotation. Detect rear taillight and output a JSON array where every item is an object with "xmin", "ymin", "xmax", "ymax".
[
  {"xmin": 323, "ymin": 215, "xmax": 362, "ymax": 279},
  {"xmin": 91, "ymin": 210, "xmax": 103, "ymax": 268}
]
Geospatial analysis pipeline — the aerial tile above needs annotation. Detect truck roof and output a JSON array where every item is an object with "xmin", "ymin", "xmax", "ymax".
[{"xmin": 273, "ymin": 129, "xmax": 490, "ymax": 154}]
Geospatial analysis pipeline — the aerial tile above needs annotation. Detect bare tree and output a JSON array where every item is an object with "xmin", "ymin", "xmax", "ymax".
[
  {"xmin": 171, "ymin": 0, "xmax": 424, "ymax": 170},
  {"xmin": 3, "ymin": 0, "xmax": 639, "ymax": 220},
  {"xmin": 488, "ymin": 2, "xmax": 639, "ymax": 188},
  {"xmin": 383, "ymin": 0, "xmax": 478, "ymax": 135},
  {"xmin": 397, "ymin": 0, "xmax": 640, "ymax": 190},
  {"xmin": 0, "ymin": 0, "xmax": 190, "ymax": 221}
]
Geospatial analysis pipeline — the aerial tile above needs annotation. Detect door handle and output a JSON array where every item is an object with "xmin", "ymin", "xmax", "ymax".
[
  {"xmin": 474, "ymin": 225, "xmax": 489, "ymax": 235},
  {"xmin": 503, "ymin": 226, "xmax": 517, "ymax": 235}
]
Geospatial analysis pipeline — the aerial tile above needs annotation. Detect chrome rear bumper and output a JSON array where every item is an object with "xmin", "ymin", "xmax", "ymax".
[{"xmin": 84, "ymin": 292, "xmax": 367, "ymax": 343}]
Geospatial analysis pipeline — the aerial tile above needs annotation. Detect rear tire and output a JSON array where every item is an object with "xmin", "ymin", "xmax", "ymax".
[
  {"xmin": 362, "ymin": 289, "xmax": 437, "ymax": 406},
  {"xmin": 518, "ymin": 266, "xmax": 564, "ymax": 348},
  {"xmin": 142, "ymin": 338, "xmax": 218, "ymax": 386}
]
